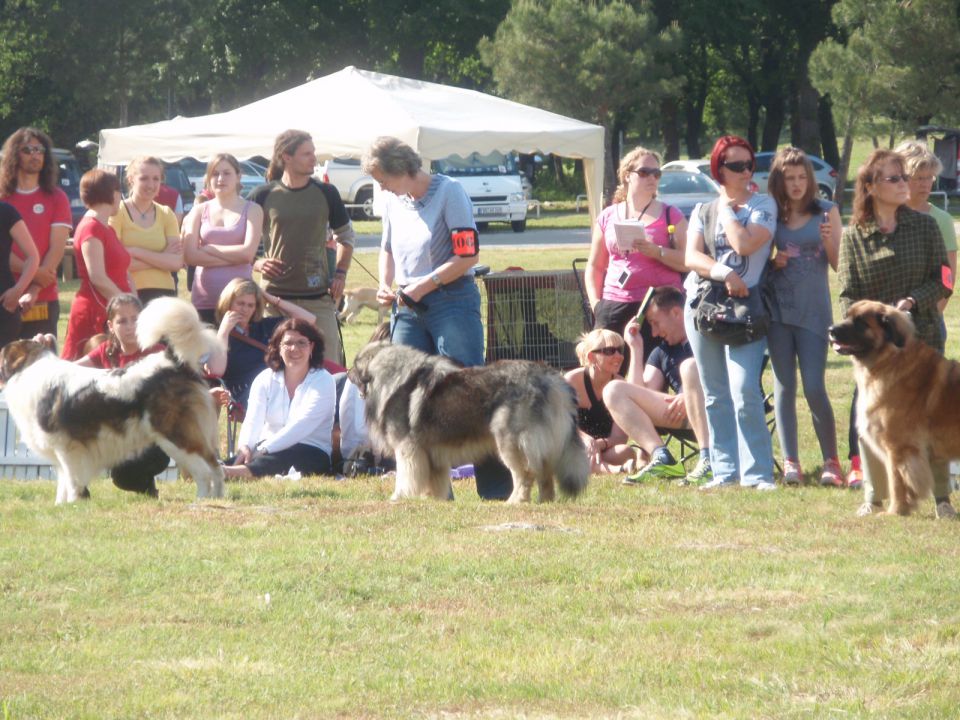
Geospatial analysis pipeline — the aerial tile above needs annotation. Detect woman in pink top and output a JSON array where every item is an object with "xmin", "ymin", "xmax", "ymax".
[
  {"xmin": 585, "ymin": 147, "xmax": 688, "ymax": 361},
  {"xmin": 183, "ymin": 153, "xmax": 263, "ymax": 324}
]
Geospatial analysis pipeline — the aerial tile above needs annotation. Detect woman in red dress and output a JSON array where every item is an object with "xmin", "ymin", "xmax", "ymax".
[{"xmin": 61, "ymin": 170, "xmax": 133, "ymax": 360}]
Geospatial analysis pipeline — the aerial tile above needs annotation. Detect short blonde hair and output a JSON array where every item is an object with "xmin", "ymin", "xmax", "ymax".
[
  {"xmin": 215, "ymin": 278, "xmax": 264, "ymax": 325},
  {"xmin": 575, "ymin": 328, "xmax": 624, "ymax": 366},
  {"xmin": 894, "ymin": 140, "xmax": 943, "ymax": 177},
  {"xmin": 361, "ymin": 136, "xmax": 422, "ymax": 178}
]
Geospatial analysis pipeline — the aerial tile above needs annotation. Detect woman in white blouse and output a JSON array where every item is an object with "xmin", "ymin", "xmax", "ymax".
[{"xmin": 223, "ymin": 318, "xmax": 335, "ymax": 478}]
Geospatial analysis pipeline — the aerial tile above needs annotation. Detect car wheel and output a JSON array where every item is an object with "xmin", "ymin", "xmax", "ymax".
[
  {"xmin": 476, "ymin": 221, "xmax": 489, "ymax": 231},
  {"xmin": 818, "ymin": 184, "xmax": 834, "ymax": 201},
  {"xmin": 511, "ymin": 219, "xmax": 526, "ymax": 233},
  {"xmin": 353, "ymin": 187, "xmax": 375, "ymax": 219}
]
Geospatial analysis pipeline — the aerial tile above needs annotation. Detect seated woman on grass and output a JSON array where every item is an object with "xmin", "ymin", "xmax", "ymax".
[{"xmin": 223, "ymin": 319, "xmax": 335, "ymax": 479}]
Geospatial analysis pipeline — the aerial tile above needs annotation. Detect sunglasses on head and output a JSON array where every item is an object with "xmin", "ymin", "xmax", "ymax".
[
  {"xmin": 721, "ymin": 159, "xmax": 754, "ymax": 173},
  {"xmin": 592, "ymin": 346, "xmax": 623, "ymax": 356},
  {"xmin": 631, "ymin": 167, "xmax": 662, "ymax": 179},
  {"xmin": 879, "ymin": 174, "xmax": 909, "ymax": 184}
]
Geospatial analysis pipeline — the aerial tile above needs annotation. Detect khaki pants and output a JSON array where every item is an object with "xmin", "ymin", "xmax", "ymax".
[
  {"xmin": 860, "ymin": 436, "xmax": 951, "ymax": 505},
  {"xmin": 266, "ymin": 294, "xmax": 343, "ymax": 366}
]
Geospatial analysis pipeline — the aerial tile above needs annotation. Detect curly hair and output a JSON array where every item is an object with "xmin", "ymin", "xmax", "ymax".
[
  {"xmin": 611, "ymin": 147, "xmax": 661, "ymax": 204},
  {"xmin": 0, "ymin": 127, "xmax": 58, "ymax": 196},
  {"xmin": 361, "ymin": 136, "xmax": 422, "ymax": 178},
  {"xmin": 265, "ymin": 318, "xmax": 325, "ymax": 371}
]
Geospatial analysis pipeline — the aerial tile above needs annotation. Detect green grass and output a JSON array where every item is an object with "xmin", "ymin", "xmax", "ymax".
[{"xmin": 6, "ymin": 244, "xmax": 960, "ymax": 718}]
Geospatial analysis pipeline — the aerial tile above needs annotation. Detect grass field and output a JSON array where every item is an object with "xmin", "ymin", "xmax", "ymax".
[{"xmin": 2, "ymin": 245, "xmax": 959, "ymax": 718}]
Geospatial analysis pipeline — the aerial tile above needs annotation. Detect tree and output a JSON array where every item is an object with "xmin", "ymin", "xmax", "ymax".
[{"xmin": 480, "ymin": 0, "xmax": 679, "ymax": 197}]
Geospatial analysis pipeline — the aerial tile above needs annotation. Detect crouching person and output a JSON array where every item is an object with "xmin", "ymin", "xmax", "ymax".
[
  {"xmin": 222, "ymin": 319, "xmax": 334, "ymax": 479},
  {"xmin": 604, "ymin": 286, "xmax": 711, "ymax": 485}
]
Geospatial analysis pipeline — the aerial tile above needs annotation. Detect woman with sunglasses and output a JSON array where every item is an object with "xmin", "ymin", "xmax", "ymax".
[
  {"xmin": 765, "ymin": 147, "xmax": 843, "ymax": 487},
  {"xmin": 684, "ymin": 135, "xmax": 777, "ymax": 490},
  {"xmin": 564, "ymin": 328, "xmax": 636, "ymax": 473},
  {"xmin": 585, "ymin": 147, "xmax": 688, "ymax": 360},
  {"xmin": 838, "ymin": 149, "xmax": 954, "ymax": 519},
  {"xmin": 223, "ymin": 318, "xmax": 335, "ymax": 479}
]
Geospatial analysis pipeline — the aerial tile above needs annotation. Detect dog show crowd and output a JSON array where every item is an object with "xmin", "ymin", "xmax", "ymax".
[{"xmin": 0, "ymin": 125, "xmax": 955, "ymax": 517}]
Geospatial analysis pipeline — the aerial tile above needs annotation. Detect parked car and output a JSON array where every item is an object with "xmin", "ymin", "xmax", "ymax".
[
  {"xmin": 52, "ymin": 148, "xmax": 85, "ymax": 228},
  {"xmin": 657, "ymin": 168, "xmax": 721, "ymax": 219},
  {"xmin": 753, "ymin": 151, "xmax": 837, "ymax": 199},
  {"xmin": 176, "ymin": 157, "xmax": 266, "ymax": 198},
  {"xmin": 661, "ymin": 158, "xmax": 713, "ymax": 177},
  {"xmin": 161, "ymin": 162, "xmax": 195, "ymax": 213},
  {"xmin": 319, "ymin": 158, "xmax": 376, "ymax": 219},
  {"xmin": 432, "ymin": 151, "xmax": 528, "ymax": 233}
]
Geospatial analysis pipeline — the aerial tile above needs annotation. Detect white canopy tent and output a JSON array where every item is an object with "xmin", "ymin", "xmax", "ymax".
[{"xmin": 98, "ymin": 66, "xmax": 605, "ymax": 221}]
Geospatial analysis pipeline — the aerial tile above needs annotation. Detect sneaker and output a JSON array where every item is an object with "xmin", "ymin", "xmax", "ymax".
[
  {"xmin": 685, "ymin": 456, "xmax": 713, "ymax": 485},
  {"xmin": 936, "ymin": 501, "xmax": 958, "ymax": 520},
  {"xmin": 782, "ymin": 459, "xmax": 802, "ymax": 486},
  {"xmin": 820, "ymin": 458, "xmax": 844, "ymax": 487},
  {"xmin": 754, "ymin": 480, "xmax": 778, "ymax": 491},
  {"xmin": 623, "ymin": 451, "xmax": 685, "ymax": 485},
  {"xmin": 846, "ymin": 468, "xmax": 863, "ymax": 490},
  {"xmin": 699, "ymin": 476, "xmax": 736, "ymax": 490},
  {"xmin": 856, "ymin": 501, "xmax": 881, "ymax": 517}
]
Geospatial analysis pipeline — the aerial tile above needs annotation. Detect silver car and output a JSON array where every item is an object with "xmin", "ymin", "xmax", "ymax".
[
  {"xmin": 658, "ymin": 168, "xmax": 720, "ymax": 219},
  {"xmin": 753, "ymin": 151, "xmax": 837, "ymax": 199}
]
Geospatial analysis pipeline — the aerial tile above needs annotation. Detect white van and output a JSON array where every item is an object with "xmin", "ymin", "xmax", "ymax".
[{"xmin": 432, "ymin": 152, "xmax": 528, "ymax": 232}]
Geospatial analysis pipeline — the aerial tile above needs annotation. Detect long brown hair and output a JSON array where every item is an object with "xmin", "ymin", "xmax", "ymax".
[
  {"xmin": 0, "ymin": 127, "xmax": 59, "ymax": 195},
  {"xmin": 612, "ymin": 147, "xmax": 660, "ymax": 204},
  {"xmin": 852, "ymin": 149, "xmax": 905, "ymax": 228},
  {"xmin": 266, "ymin": 130, "xmax": 312, "ymax": 182},
  {"xmin": 767, "ymin": 146, "xmax": 822, "ymax": 219}
]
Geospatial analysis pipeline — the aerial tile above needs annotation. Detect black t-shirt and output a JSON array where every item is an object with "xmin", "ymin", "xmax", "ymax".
[
  {"xmin": 0, "ymin": 202, "xmax": 22, "ymax": 292},
  {"xmin": 646, "ymin": 341, "xmax": 693, "ymax": 394},
  {"xmin": 222, "ymin": 316, "xmax": 283, "ymax": 406}
]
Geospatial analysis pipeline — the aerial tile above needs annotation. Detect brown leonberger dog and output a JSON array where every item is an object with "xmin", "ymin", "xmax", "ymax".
[{"xmin": 829, "ymin": 300, "xmax": 960, "ymax": 515}]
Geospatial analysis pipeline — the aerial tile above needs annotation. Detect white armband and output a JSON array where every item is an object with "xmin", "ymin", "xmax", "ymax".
[{"xmin": 709, "ymin": 263, "xmax": 735, "ymax": 281}]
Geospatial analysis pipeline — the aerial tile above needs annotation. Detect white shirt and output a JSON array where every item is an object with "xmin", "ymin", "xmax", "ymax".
[
  {"xmin": 237, "ymin": 367, "xmax": 335, "ymax": 455},
  {"xmin": 338, "ymin": 378, "xmax": 368, "ymax": 459}
]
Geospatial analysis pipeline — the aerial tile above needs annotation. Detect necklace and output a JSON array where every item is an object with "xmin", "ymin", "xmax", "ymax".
[
  {"xmin": 628, "ymin": 197, "xmax": 654, "ymax": 221},
  {"xmin": 127, "ymin": 199, "xmax": 154, "ymax": 222}
]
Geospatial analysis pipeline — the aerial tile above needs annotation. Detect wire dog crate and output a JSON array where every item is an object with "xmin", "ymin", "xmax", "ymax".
[{"xmin": 478, "ymin": 266, "xmax": 592, "ymax": 371}]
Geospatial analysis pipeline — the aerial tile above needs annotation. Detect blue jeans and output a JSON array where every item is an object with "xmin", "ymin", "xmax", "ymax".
[
  {"xmin": 391, "ymin": 277, "xmax": 485, "ymax": 368},
  {"xmin": 684, "ymin": 302, "xmax": 774, "ymax": 485}
]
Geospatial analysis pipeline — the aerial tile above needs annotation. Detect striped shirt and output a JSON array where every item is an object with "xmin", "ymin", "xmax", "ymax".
[{"xmin": 838, "ymin": 206, "xmax": 950, "ymax": 351}]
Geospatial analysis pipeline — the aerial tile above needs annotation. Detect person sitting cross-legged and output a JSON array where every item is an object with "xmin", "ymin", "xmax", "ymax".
[{"xmin": 603, "ymin": 286, "xmax": 712, "ymax": 485}]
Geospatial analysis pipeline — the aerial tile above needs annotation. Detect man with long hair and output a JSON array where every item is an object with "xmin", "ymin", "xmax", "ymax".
[
  {"xmin": 249, "ymin": 129, "xmax": 354, "ymax": 365},
  {"xmin": 0, "ymin": 127, "xmax": 71, "ymax": 338}
]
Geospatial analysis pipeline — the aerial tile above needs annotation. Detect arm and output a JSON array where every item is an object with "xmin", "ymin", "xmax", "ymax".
[
  {"xmin": 822, "ymin": 205, "xmax": 842, "ymax": 271},
  {"xmin": 718, "ymin": 196, "xmax": 773, "ymax": 257},
  {"xmin": 80, "ymin": 238, "xmax": 125, "ymax": 301},
  {"xmin": 190, "ymin": 203, "xmax": 265, "ymax": 267},
  {"xmin": 377, "ymin": 248, "xmax": 397, "ymax": 306},
  {"xmin": 634, "ymin": 211, "xmax": 689, "ymax": 273},
  {"xmin": 258, "ymin": 372, "xmax": 335, "ymax": 453},
  {"xmin": 622, "ymin": 318, "xmax": 645, "ymax": 384},
  {"xmin": 685, "ymin": 205, "xmax": 749, "ymax": 298},
  {"xmin": 905, "ymin": 218, "xmax": 951, "ymax": 313},
  {"xmin": 329, "ymin": 231, "xmax": 354, "ymax": 302},
  {"xmin": 585, "ymin": 221, "xmax": 609, "ymax": 310},
  {"xmin": 402, "ymin": 253, "xmax": 477, "ymax": 304},
  {"xmin": 14, "ymin": 224, "xmax": 68, "ymax": 294},
  {"xmin": 126, "ymin": 238, "xmax": 183, "ymax": 272},
  {"xmin": 2, "ymin": 221, "xmax": 40, "ymax": 312},
  {"xmin": 236, "ymin": 371, "xmax": 269, "ymax": 459},
  {"xmin": 261, "ymin": 288, "xmax": 316, "ymax": 324},
  {"xmin": 836, "ymin": 228, "xmax": 859, "ymax": 316}
]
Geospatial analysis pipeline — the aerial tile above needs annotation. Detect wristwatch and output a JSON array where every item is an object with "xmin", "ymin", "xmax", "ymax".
[{"xmin": 430, "ymin": 272, "xmax": 443, "ymax": 288}]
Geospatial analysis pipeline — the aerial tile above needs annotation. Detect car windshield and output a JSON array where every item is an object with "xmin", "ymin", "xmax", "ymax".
[
  {"xmin": 659, "ymin": 172, "xmax": 716, "ymax": 195},
  {"xmin": 433, "ymin": 152, "xmax": 520, "ymax": 176}
]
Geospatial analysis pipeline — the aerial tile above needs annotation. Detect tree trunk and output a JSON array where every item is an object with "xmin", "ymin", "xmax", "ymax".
[
  {"xmin": 836, "ymin": 118, "xmax": 857, "ymax": 212},
  {"xmin": 818, "ymin": 94, "xmax": 840, "ymax": 170},
  {"xmin": 603, "ymin": 125, "xmax": 617, "ymax": 203},
  {"xmin": 791, "ymin": 78, "xmax": 822, "ymax": 156},
  {"xmin": 552, "ymin": 155, "xmax": 565, "ymax": 183},
  {"xmin": 746, "ymin": 97, "xmax": 761, "ymax": 151},
  {"xmin": 761, "ymin": 91, "xmax": 785, "ymax": 152},
  {"xmin": 660, "ymin": 96, "xmax": 680, "ymax": 161}
]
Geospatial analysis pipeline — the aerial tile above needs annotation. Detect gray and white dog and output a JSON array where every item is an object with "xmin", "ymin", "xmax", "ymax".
[{"xmin": 349, "ymin": 342, "xmax": 589, "ymax": 502}]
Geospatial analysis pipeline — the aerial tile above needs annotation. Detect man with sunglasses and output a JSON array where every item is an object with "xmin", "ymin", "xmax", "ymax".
[
  {"xmin": 603, "ymin": 286, "xmax": 712, "ymax": 484},
  {"xmin": 0, "ymin": 127, "xmax": 72, "ymax": 339}
]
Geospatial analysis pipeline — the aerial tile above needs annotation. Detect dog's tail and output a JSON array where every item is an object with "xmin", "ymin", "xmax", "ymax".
[
  {"xmin": 137, "ymin": 297, "xmax": 224, "ymax": 371},
  {"xmin": 557, "ymin": 422, "xmax": 590, "ymax": 497}
]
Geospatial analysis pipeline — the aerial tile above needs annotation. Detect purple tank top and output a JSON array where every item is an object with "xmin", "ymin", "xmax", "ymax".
[{"xmin": 191, "ymin": 201, "xmax": 254, "ymax": 310}]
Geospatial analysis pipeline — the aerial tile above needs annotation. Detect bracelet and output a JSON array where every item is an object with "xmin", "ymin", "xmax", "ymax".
[{"xmin": 334, "ymin": 268, "xmax": 347, "ymax": 277}]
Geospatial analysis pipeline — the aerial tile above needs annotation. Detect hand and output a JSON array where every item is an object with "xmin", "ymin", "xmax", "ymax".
[
  {"xmin": 633, "ymin": 238, "xmax": 658, "ymax": 256},
  {"xmin": 32, "ymin": 266, "xmax": 57, "ymax": 288},
  {"xmin": 209, "ymin": 386, "xmax": 231, "ymax": 408},
  {"xmin": 18, "ymin": 290, "xmax": 36, "ymax": 312},
  {"xmin": 771, "ymin": 253, "xmax": 788, "ymax": 270},
  {"xmin": 819, "ymin": 216, "xmax": 833, "ymax": 245},
  {"xmin": 624, "ymin": 318, "xmax": 644, "ymax": 353},
  {"xmin": 663, "ymin": 394, "xmax": 687, "ymax": 425},
  {"xmin": 329, "ymin": 274, "xmax": 346, "ymax": 302},
  {"xmin": 894, "ymin": 297, "xmax": 915, "ymax": 312},
  {"xmin": 724, "ymin": 272, "xmax": 748, "ymax": 298},
  {"xmin": 0, "ymin": 288, "xmax": 19, "ymax": 313},
  {"xmin": 164, "ymin": 237, "xmax": 183, "ymax": 255},
  {"xmin": 236, "ymin": 445, "xmax": 254, "ymax": 465},
  {"xmin": 377, "ymin": 285, "xmax": 397, "ymax": 306},
  {"xmin": 256, "ymin": 257, "xmax": 288, "ymax": 279},
  {"xmin": 220, "ymin": 309, "xmax": 244, "ymax": 332}
]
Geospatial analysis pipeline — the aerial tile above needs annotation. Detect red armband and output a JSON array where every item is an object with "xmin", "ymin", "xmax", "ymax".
[{"xmin": 451, "ymin": 227, "xmax": 479, "ymax": 257}]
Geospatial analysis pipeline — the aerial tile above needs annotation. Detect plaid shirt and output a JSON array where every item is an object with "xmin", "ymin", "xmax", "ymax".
[{"xmin": 838, "ymin": 206, "xmax": 950, "ymax": 351}]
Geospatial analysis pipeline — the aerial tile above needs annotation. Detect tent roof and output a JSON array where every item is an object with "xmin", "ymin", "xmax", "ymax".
[
  {"xmin": 98, "ymin": 66, "xmax": 605, "ymax": 219},
  {"xmin": 98, "ymin": 66, "xmax": 602, "ymax": 164}
]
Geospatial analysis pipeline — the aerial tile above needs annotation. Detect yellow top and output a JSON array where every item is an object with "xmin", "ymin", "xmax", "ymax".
[{"xmin": 109, "ymin": 201, "xmax": 180, "ymax": 291}]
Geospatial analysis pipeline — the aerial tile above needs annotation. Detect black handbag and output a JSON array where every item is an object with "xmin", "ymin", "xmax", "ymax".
[{"xmin": 691, "ymin": 200, "xmax": 772, "ymax": 346}]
